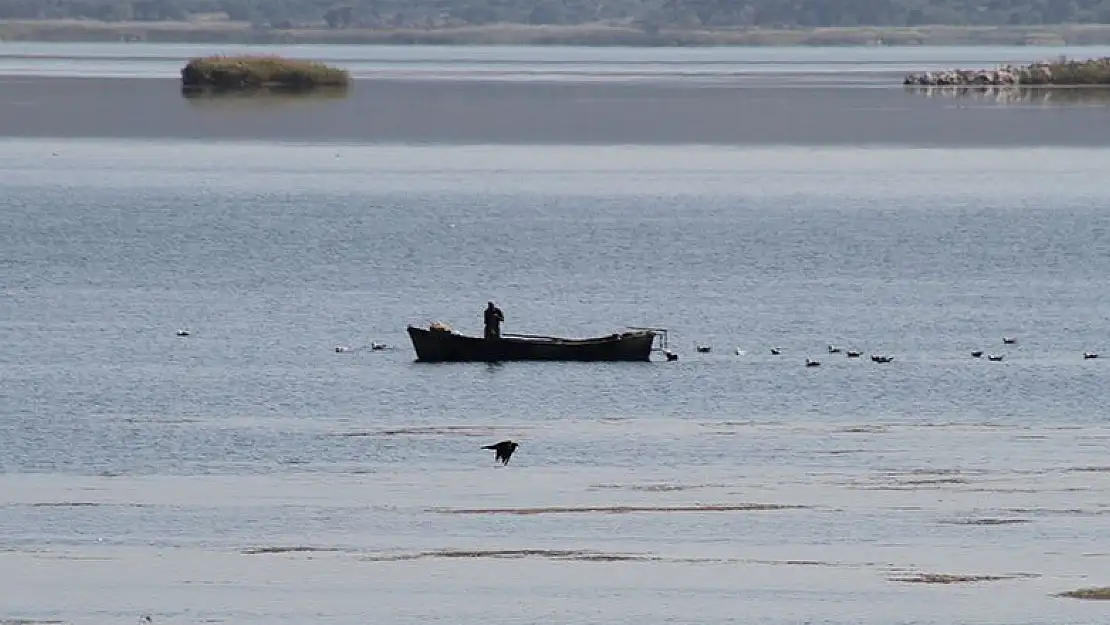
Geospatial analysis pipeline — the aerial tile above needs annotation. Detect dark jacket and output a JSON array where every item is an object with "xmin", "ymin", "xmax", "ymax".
[{"xmin": 484, "ymin": 305, "xmax": 504, "ymax": 328}]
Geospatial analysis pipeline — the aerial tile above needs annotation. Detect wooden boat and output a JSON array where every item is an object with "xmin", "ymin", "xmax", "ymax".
[{"xmin": 406, "ymin": 324, "xmax": 660, "ymax": 362}]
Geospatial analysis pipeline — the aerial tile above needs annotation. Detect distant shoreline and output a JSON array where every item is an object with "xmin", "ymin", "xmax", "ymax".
[{"xmin": 4, "ymin": 19, "xmax": 1110, "ymax": 46}]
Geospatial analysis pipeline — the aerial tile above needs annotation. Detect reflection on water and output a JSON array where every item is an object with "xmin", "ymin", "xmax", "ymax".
[
  {"xmin": 180, "ymin": 86, "xmax": 351, "ymax": 109},
  {"xmin": 905, "ymin": 84, "xmax": 1110, "ymax": 106}
]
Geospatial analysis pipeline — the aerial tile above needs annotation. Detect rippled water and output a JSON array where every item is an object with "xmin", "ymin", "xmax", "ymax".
[{"xmin": 2, "ymin": 137, "xmax": 1110, "ymax": 624}]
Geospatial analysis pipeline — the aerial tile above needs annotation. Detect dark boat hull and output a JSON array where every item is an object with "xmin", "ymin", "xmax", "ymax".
[{"xmin": 407, "ymin": 326, "xmax": 656, "ymax": 362}]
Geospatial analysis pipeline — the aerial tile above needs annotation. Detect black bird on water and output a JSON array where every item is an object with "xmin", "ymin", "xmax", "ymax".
[{"xmin": 482, "ymin": 440, "xmax": 519, "ymax": 466}]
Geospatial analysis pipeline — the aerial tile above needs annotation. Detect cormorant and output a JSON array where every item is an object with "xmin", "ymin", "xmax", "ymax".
[{"xmin": 482, "ymin": 440, "xmax": 519, "ymax": 466}]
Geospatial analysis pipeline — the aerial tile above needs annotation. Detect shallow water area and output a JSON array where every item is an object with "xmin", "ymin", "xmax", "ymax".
[{"xmin": 2, "ymin": 421, "xmax": 1110, "ymax": 625}]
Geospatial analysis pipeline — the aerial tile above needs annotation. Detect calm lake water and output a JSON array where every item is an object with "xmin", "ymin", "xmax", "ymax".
[
  {"xmin": 7, "ymin": 43, "xmax": 1110, "ymax": 145},
  {"xmin": 1, "ymin": 44, "xmax": 1110, "ymax": 625}
]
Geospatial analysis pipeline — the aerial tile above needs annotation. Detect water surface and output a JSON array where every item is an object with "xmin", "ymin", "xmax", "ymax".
[
  {"xmin": 5, "ymin": 43, "xmax": 1110, "ymax": 145},
  {"xmin": 2, "ymin": 139, "xmax": 1110, "ymax": 624},
  {"xmin": 1, "ymin": 42, "xmax": 1109, "ymax": 83}
]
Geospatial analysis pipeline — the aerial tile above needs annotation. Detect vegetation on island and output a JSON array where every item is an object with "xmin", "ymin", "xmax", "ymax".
[
  {"xmin": 1058, "ymin": 587, "xmax": 1110, "ymax": 600},
  {"xmin": 10, "ymin": 0, "xmax": 1110, "ymax": 45},
  {"xmin": 904, "ymin": 56, "xmax": 1110, "ymax": 87},
  {"xmin": 180, "ymin": 55, "xmax": 350, "ymax": 92},
  {"xmin": 1019, "ymin": 56, "xmax": 1110, "ymax": 84}
]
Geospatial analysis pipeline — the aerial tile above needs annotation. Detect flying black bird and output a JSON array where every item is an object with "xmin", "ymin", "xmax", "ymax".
[{"xmin": 482, "ymin": 440, "xmax": 519, "ymax": 466}]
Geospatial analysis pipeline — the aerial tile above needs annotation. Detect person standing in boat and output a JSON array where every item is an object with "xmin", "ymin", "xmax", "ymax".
[{"xmin": 484, "ymin": 301, "xmax": 504, "ymax": 340}]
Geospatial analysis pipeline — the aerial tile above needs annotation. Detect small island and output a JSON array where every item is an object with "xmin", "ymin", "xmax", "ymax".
[
  {"xmin": 180, "ymin": 55, "xmax": 351, "ymax": 93},
  {"xmin": 904, "ymin": 56, "xmax": 1110, "ymax": 87},
  {"xmin": 1058, "ymin": 586, "xmax": 1110, "ymax": 600}
]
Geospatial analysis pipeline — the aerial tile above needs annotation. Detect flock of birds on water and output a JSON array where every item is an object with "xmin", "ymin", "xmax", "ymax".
[
  {"xmin": 669, "ymin": 336, "xmax": 1100, "ymax": 367},
  {"xmin": 177, "ymin": 328, "xmax": 391, "ymax": 353},
  {"xmin": 173, "ymin": 326, "xmax": 1099, "ymax": 366},
  {"xmin": 170, "ymin": 329, "xmax": 1099, "ymax": 470},
  {"xmin": 173, "ymin": 325, "xmax": 1104, "ymax": 368}
]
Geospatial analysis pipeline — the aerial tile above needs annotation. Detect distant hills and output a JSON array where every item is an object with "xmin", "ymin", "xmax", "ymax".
[{"xmin": 4, "ymin": 0, "xmax": 1110, "ymax": 30}]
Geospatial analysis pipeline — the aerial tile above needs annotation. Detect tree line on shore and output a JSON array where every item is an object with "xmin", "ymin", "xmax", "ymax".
[{"xmin": 6, "ymin": 0, "xmax": 1110, "ymax": 30}]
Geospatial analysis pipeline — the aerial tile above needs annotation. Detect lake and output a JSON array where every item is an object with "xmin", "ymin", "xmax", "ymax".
[
  {"xmin": 4, "ymin": 43, "xmax": 1110, "ymax": 145},
  {"xmin": 1, "ymin": 44, "xmax": 1109, "ymax": 625}
]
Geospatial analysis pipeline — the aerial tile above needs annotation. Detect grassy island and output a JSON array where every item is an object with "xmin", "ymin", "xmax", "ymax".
[
  {"xmin": 905, "ymin": 56, "xmax": 1110, "ymax": 87},
  {"xmin": 1019, "ymin": 57, "xmax": 1110, "ymax": 85},
  {"xmin": 1058, "ymin": 587, "xmax": 1110, "ymax": 600},
  {"xmin": 180, "ymin": 55, "xmax": 350, "ymax": 92}
]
